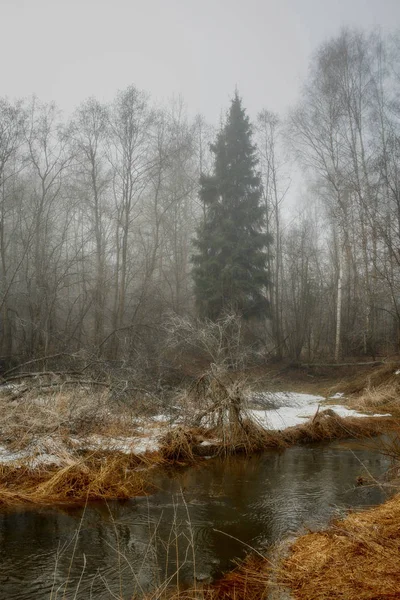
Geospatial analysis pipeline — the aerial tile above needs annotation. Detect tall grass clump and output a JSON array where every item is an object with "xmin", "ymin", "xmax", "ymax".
[
  {"xmin": 334, "ymin": 362, "xmax": 400, "ymax": 416},
  {"xmin": 0, "ymin": 452, "xmax": 154, "ymax": 505}
]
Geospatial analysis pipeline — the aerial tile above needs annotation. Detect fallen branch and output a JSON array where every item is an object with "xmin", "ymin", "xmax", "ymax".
[
  {"xmin": 2, "ymin": 353, "xmax": 78, "ymax": 377},
  {"xmin": 301, "ymin": 361, "xmax": 385, "ymax": 368},
  {"xmin": 8, "ymin": 378, "xmax": 159, "ymax": 402},
  {"xmin": 10, "ymin": 379, "xmax": 111, "ymax": 400},
  {"xmin": 1, "ymin": 371, "xmax": 82, "ymax": 383}
]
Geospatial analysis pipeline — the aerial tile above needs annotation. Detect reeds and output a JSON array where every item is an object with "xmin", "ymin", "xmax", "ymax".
[
  {"xmin": 158, "ymin": 409, "xmax": 391, "ymax": 462},
  {"xmin": 177, "ymin": 368, "xmax": 286, "ymax": 455},
  {"xmin": 337, "ymin": 362, "xmax": 399, "ymax": 395}
]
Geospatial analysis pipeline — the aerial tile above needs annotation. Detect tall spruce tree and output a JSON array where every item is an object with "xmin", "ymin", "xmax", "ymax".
[{"xmin": 193, "ymin": 92, "xmax": 270, "ymax": 320}]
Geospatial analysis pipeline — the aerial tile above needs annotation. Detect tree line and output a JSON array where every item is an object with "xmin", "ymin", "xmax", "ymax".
[{"xmin": 1, "ymin": 27, "xmax": 400, "ymax": 368}]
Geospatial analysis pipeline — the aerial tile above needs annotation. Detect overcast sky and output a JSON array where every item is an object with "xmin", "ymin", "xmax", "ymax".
[{"xmin": 1, "ymin": 0, "xmax": 399, "ymax": 123}]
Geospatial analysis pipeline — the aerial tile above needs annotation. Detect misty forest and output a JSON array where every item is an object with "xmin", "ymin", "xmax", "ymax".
[
  {"xmin": 3, "ymin": 24, "xmax": 400, "ymax": 600},
  {"xmin": 2, "ymin": 28, "xmax": 400, "ymax": 368}
]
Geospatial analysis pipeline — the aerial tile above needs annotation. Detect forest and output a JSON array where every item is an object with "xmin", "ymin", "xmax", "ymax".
[
  {"xmin": 2, "ymin": 17, "xmax": 400, "ymax": 600},
  {"xmin": 1, "ymin": 27, "xmax": 400, "ymax": 374}
]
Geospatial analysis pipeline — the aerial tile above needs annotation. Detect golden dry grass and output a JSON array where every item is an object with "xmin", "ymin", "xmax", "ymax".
[
  {"xmin": 0, "ymin": 452, "xmax": 157, "ymax": 505},
  {"xmin": 208, "ymin": 555, "xmax": 272, "ymax": 600},
  {"xmin": 337, "ymin": 362, "xmax": 399, "ymax": 395},
  {"xmin": 348, "ymin": 381, "xmax": 400, "ymax": 417},
  {"xmin": 331, "ymin": 362, "xmax": 400, "ymax": 417},
  {"xmin": 137, "ymin": 555, "xmax": 272, "ymax": 600},
  {"xmin": 159, "ymin": 427, "xmax": 197, "ymax": 462},
  {"xmin": 177, "ymin": 369, "xmax": 288, "ymax": 455},
  {"xmin": 0, "ymin": 387, "xmax": 148, "ymax": 452},
  {"xmin": 158, "ymin": 410, "xmax": 393, "ymax": 463},
  {"xmin": 280, "ymin": 492, "xmax": 400, "ymax": 600},
  {"xmin": 281, "ymin": 410, "xmax": 393, "ymax": 445},
  {"xmin": 156, "ymin": 486, "xmax": 400, "ymax": 600},
  {"xmin": 0, "ymin": 411, "xmax": 391, "ymax": 506}
]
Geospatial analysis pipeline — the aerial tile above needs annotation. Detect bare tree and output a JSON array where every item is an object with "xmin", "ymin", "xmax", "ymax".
[
  {"xmin": 257, "ymin": 109, "xmax": 290, "ymax": 357},
  {"xmin": 106, "ymin": 86, "xmax": 155, "ymax": 355},
  {"xmin": 71, "ymin": 97, "xmax": 111, "ymax": 349}
]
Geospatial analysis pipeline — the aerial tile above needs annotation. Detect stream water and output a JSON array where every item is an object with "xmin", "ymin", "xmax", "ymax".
[{"xmin": 0, "ymin": 439, "xmax": 392, "ymax": 599}]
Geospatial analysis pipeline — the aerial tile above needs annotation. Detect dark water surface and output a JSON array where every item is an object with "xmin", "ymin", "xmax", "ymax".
[{"xmin": 0, "ymin": 440, "xmax": 392, "ymax": 599}]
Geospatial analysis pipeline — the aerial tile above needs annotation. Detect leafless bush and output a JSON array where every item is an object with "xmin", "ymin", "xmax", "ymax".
[
  {"xmin": 165, "ymin": 311, "xmax": 255, "ymax": 370},
  {"xmin": 173, "ymin": 365, "xmax": 273, "ymax": 454}
]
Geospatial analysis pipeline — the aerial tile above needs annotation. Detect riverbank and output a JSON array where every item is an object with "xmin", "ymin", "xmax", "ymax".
[
  {"xmin": 1, "ymin": 361, "xmax": 400, "ymax": 599},
  {"xmin": 0, "ymin": 403, "xmax": 394, "ymax": 506},
  {"xmin": 203, "ymin": 490, "xmax": 400, "ymax": 600},
  {"xmin": 280, "ymin": 490, "xmax": 400, "ymax": 599},
  {"xmin": 0, "ymin": 439, "xmax": 394, "ymax": 600},
  {"xmin": 0, "ymin": 411, "xmax": 392, "ymax": 505},
  {"xmin": 0, "ymin": 361, "xmax": 398, "ymax": 505}
]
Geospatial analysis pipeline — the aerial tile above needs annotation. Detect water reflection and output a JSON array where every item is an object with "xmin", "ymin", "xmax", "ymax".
[{"xmin": 0, "ymin": 441, "xmax": 391, "ymax": 599}]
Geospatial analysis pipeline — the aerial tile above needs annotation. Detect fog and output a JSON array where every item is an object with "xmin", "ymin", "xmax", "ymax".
[
  {"xmin": 1, "ymin": 0, "xmax": 399, "ymax": 121},
  {"xmin": 0, "ymin": 2, "xmax": 399, "ymax": 367}
]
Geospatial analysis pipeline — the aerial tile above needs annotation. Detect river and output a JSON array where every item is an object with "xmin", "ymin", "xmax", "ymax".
[{"xmin": 0, "ymin": 438, "xmax": 392, "ymax": 599}]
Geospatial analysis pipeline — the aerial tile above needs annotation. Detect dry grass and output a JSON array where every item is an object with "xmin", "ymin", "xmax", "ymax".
[
  {"xmin": 280, "ymin": 492, "xmax": 400, "ymax": 600},
  {"xmin": 207, "ymin": 555, "xmax": 272, "ymax": 600},
  {"xmin": 0, "ymin": 452, "xmax": 157, "ymax": 505},
  {"xmin": 281, "ymin": 409, "xmax": 393, "ymax": 445},
  {"xmin": 0, "ymin": 386, "xmax": 152, "ymax": 452},
  {"xmin": 337, "ymin": 362, "xmax": 400, "ymax": 395},
  {"xmin": 140, "ymin": 558, "xmax": 272, "ymax": 600},
  {"xmin": 331, "ymin": 362, "xmax": 400, "ymax": 417},
  {"xmin": 159, "ymin": 427, "xmax": 198, "ymax": 462},
  {"xmin": 348, "ymin": 381, "xmax": 400, "ymax": 417},
  {"xmin": 159, "ymin": 410, "xmax": 392, "ymax": 462},
  {"xmin": 138, "ymin": 552, "xmax": 286, "ymax": 600}
]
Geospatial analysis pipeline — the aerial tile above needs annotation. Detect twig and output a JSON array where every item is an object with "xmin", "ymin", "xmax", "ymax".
[{"xmin": 2, "ymin": 353, "xmax": 76, "ymax": 377}]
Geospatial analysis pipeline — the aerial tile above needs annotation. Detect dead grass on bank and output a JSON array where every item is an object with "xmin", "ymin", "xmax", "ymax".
[
  {"xmin": 137, "ymin": 551, "xmax": 287, "ymax": 600},
  {"xmin": 348, "ymin": 381, "xmax": 400, "ymax": 417},
  {"xmin": 0, "ymin": 386, "xmax": 151, "ymax": 452},
  {"xmin": 280, "ymin": 492, "xmax": 400, "ymax": 600},
  {"xmin": 160, "ymin": 427, "xmax": 198, "ymax": 462},
  {"xmin": 282, "ymin": 410, "xmax": 393, "ymax": 445},
  {"xmin": 157, "ymin": 410, "xmax": 393, "ymax": 462},
  {"xmin": 171, "ymin": 485, "xmax": 400, "ymax": 600},
  {"xmin": 139, "ymin": 559, "xmax": 272, "ymax": 600},
  {"xmin": 0, "ymin": 452, "xmax": 158, "ymax": 505},
  {"xmin": 208, "ymin": 555, "xmax": 272, "ymax": 600},
  {"xmin": 338, "ymin": 362, "xmax": 399, "ymax": 395},
  {"xmin": 332, "ymin": 362, "xmax": 400, "ymax": 417}
]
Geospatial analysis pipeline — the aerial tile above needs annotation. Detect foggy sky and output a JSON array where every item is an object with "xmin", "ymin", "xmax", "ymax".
[{"xmin": 1, "ymin": 0, "xmax": 399, "ymax": 121}]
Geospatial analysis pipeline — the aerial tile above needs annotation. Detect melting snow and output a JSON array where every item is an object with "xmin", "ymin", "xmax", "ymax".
[{"xmin": 248, "ymin": 391, "xmax": 386, "ymax": 430}]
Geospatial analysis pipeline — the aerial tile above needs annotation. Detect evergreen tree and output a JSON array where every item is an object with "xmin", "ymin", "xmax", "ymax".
[{"xmin": 193, "ymin": 92, "xmax": 270, "ymax": 320}]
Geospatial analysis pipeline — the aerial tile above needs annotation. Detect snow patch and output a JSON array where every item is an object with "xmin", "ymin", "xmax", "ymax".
[{"xmin": 248, "ymin": 391, "xmax": 386, "ymax": 430}]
